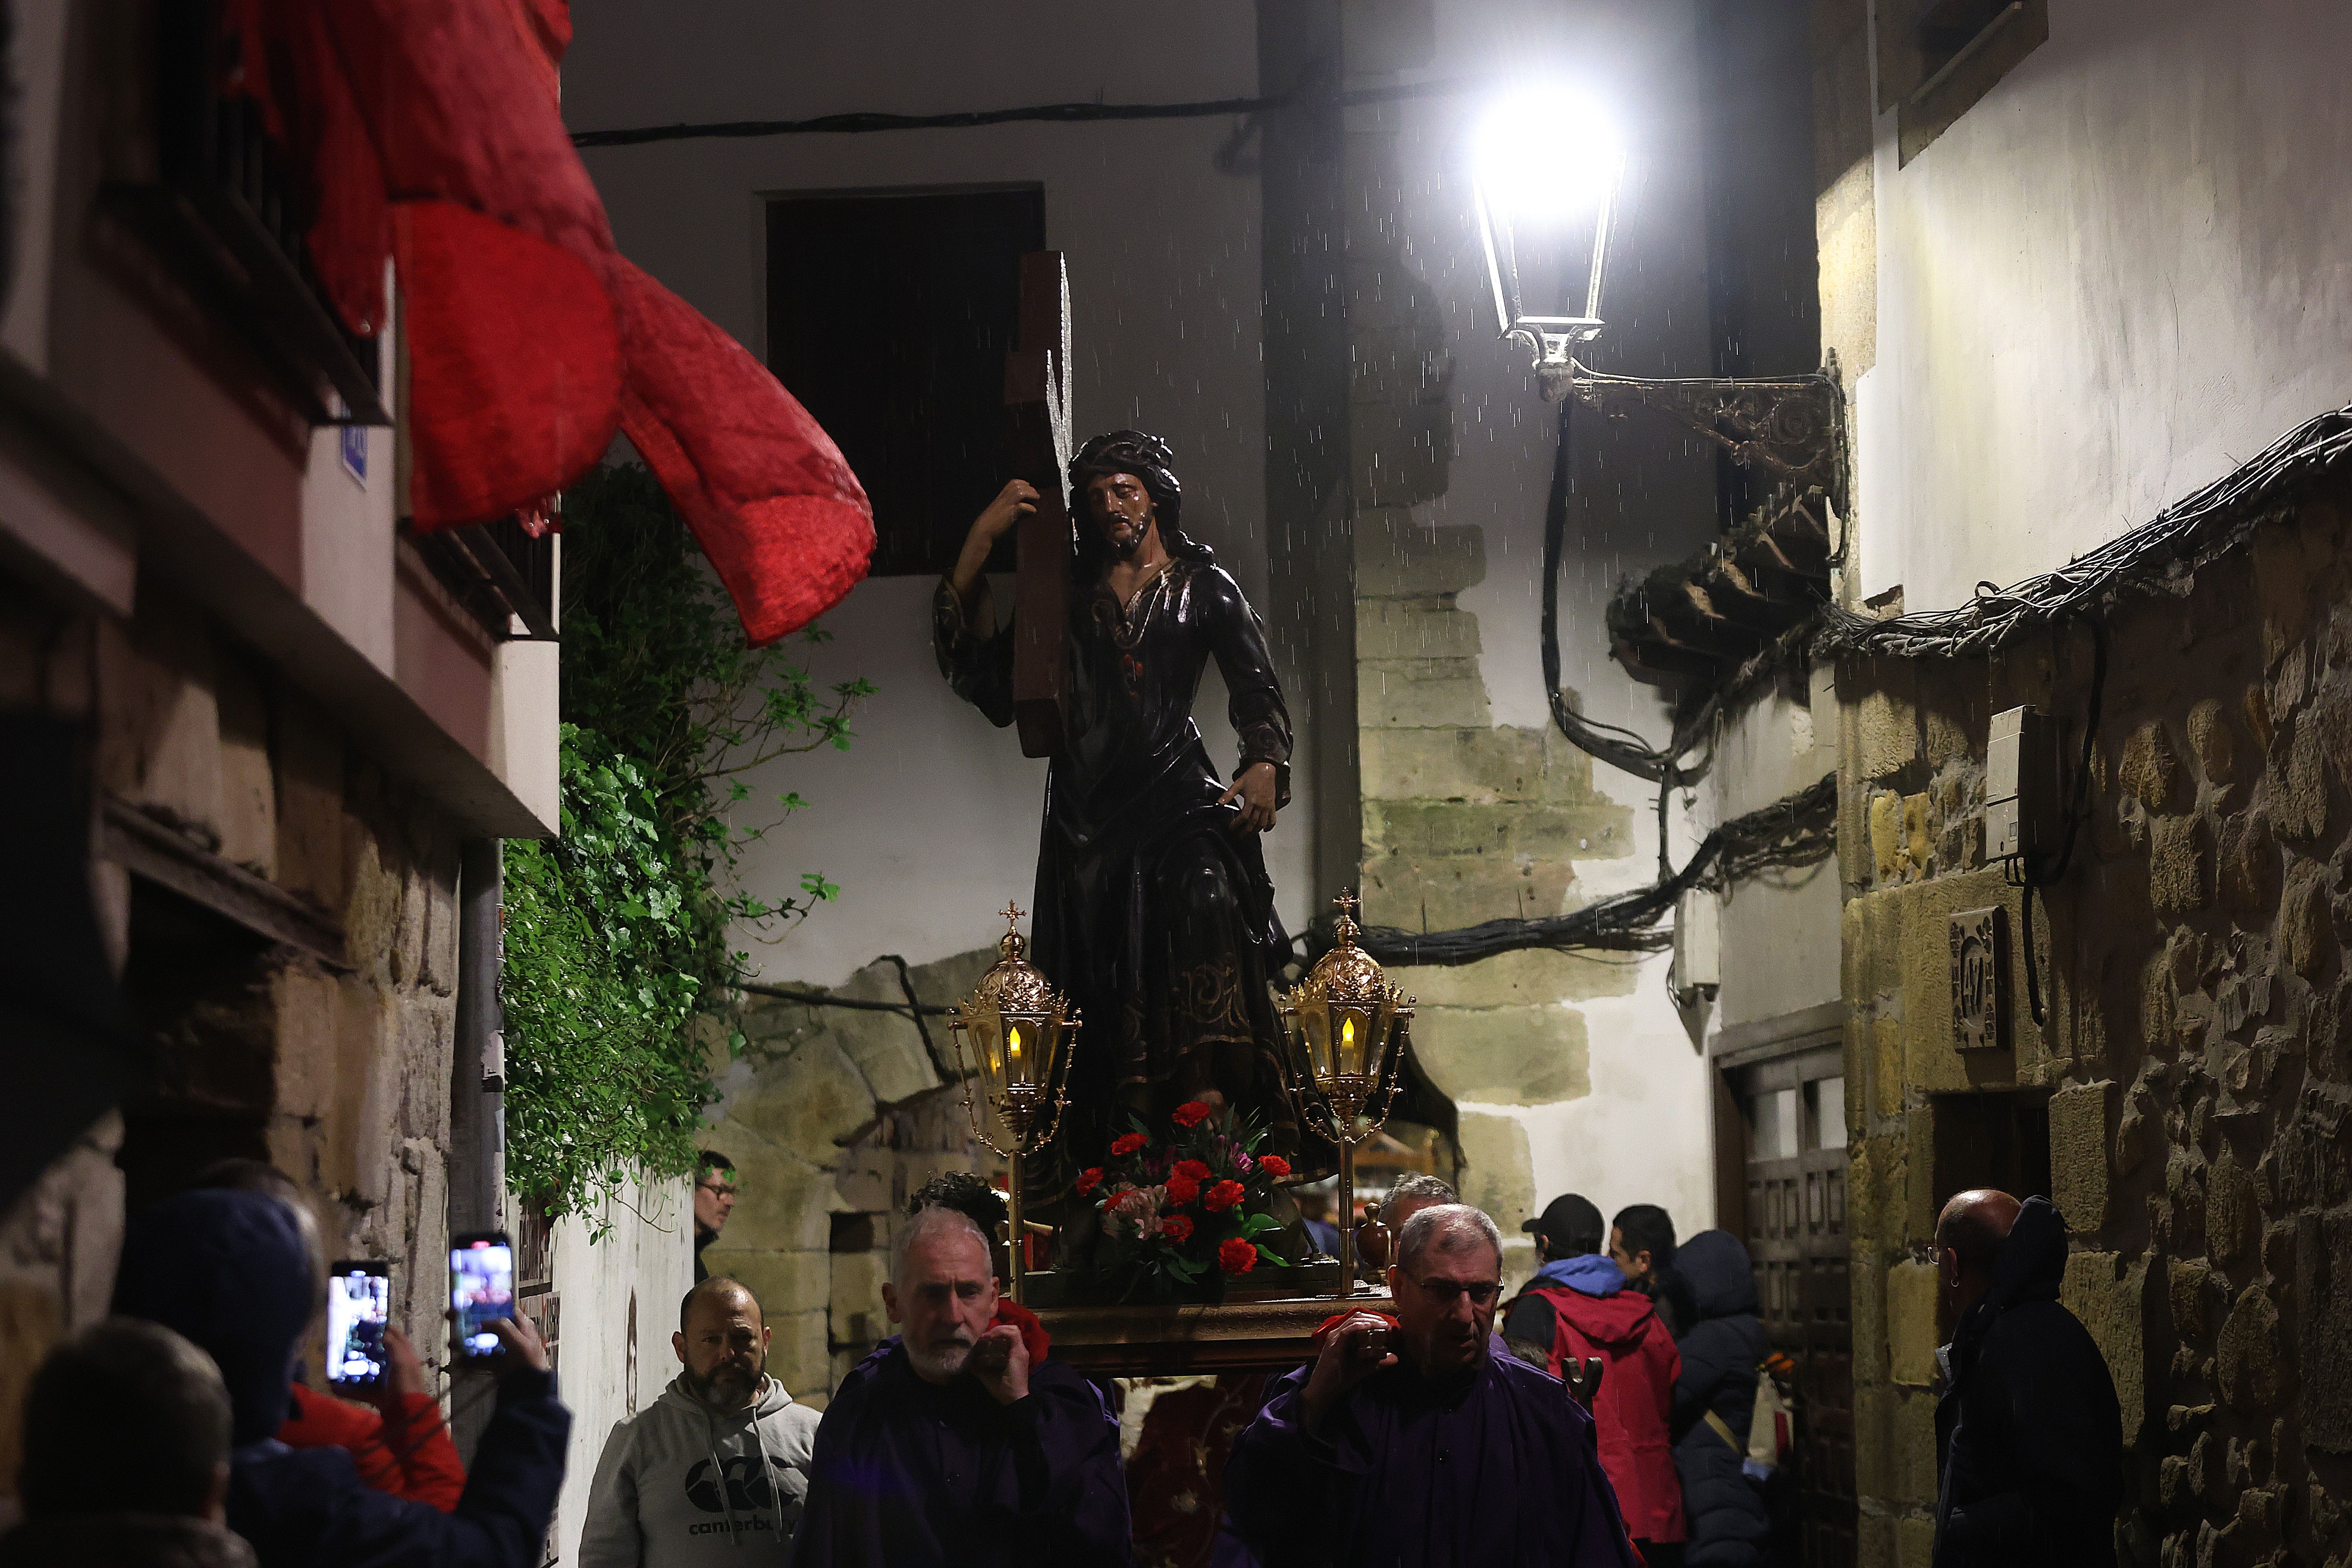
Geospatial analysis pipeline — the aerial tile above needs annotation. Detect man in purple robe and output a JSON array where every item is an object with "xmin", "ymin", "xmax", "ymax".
[
  {"xmin": 1222, "ymin": 1204, "xmax": 1640, "ymax": 1568},
  {"xmin": 786, "ymin": 1207, "xmax": 1132, "ymax": 1567}
]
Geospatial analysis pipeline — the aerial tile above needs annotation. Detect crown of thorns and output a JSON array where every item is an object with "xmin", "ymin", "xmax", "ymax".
[{"xmin": 1069, "ymin": 429, "xmax": 1181, "ymax": 505}]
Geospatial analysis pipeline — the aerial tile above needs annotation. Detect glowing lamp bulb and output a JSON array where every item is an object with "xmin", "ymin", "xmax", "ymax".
[{"xmin": 1472, "ymin": 87, "xmax": 1624, "ymax": 226}]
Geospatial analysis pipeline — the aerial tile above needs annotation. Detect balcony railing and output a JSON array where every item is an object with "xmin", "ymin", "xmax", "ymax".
[
  {"xmin": 405, "ymin": 517, "xmax": 560, "ymax": 642},
  {"xmin": 117, "ymin": 1, "xmax": 391, "ymax": 426}
]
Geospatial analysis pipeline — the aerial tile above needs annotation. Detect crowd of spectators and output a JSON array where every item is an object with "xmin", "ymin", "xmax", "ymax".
[{"xmin": 3, "ymin": 1162, "xmax": 2120, "ymax": 1568}]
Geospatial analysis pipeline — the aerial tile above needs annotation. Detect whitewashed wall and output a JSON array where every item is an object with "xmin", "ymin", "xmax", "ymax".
[
  {"xmin": 548, "ymin": 1176, "xmax": 695, "ymax": 1568},
  {"xmin": 1854, "ymin": 0, "xmax": 2352, "ymax": 612}
]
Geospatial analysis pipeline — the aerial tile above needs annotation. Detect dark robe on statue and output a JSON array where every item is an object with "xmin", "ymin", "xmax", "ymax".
[
  {"xmin": 933, "ymin": 551, "xmax": 1304, "ymax": 1211},
  {"xmin": 787, "ymin": 1338, "xmax": 1132, "ymax": 1568},
  {"xmin": 1221, "ymin": 1350, "xmax": 1641, "ymax": 1568}
]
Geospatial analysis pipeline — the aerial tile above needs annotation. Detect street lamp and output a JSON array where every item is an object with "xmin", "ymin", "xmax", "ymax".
[
  {"xmin": 1470, "ymin": 85, "xmax": 1845, "ymax": 503},
  {"xmin": 1470, "ymin": 86, "xmax": 1626, "ymax": 374}
]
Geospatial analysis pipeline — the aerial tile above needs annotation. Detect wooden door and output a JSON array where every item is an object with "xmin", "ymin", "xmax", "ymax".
[{"xmin": 1737, "ymin": 1045, "xmax": 1854, "ymax": 1568}]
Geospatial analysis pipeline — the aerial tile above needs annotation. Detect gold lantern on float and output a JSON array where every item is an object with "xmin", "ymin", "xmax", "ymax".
[
  {"xmin": 949, "ymin": 902, "xmax": 1080, "ymax": 1303},
  {"xmin": 1278, "ymin": 890, "xmax": 1414, "ymax": 1297}
]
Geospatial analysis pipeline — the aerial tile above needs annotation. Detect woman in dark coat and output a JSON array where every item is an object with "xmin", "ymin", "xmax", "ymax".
[{"xmin": 1670, "ymin": 1230, "xmax": 1773, "ymax": 1568}]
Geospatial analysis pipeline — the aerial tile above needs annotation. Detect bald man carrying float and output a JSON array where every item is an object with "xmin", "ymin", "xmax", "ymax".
[
  {"xmin": 1930, "ymin": 1190, "xmax": 2123, "ymax": 1568},
  {"xmin": 580, "ymin": 1278, "xmax": 822, "ymax": 1568}
]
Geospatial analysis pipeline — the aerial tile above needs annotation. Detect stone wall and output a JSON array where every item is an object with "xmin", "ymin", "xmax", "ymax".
[
  {"xmin": 697, "ymin": 947, "xmax": 1003, "ymax": 1405},
  {"xmin": 1353, "ymin": 504, "xmax": 1643, "ymax": 1273},
  {"xmin": 0, "ymin": 573, "xmax": 472, "ymax": 1508},
  {"xmin": 1836, "ymin": 475, "xmax": 2352, "ymax": 1565}
]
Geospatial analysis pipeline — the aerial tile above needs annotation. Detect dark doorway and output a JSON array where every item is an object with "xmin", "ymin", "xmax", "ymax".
[
  {"xmin": 1928, "ymin": 1090, "xmax": 2053, "ymax": 1211},
  {"xmin": 1733, "ymin": 1042, "xmax": 1854, "ymax": 1568},
  {"xmin": 115, "ymin": 878, "xmax": 281, "ymax": 1212},
  {"xmin": 766, "ymin": 185, "xmax": 1046, "ymax": 578}
]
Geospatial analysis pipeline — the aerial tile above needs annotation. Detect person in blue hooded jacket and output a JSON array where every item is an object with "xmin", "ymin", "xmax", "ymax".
[
  {"xmin": 1667, "ymin": 1230, "xmax": 1773, "ymax": 1568},
  {"xmin": 112, "ymin": 1188, "xmax": 572, "ymax": 1568}
]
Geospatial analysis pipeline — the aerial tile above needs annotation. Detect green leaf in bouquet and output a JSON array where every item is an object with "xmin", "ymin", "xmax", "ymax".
[{"xmin": 1254, "ymin": 1243, "xmax": 1285, "ymax": 1269}]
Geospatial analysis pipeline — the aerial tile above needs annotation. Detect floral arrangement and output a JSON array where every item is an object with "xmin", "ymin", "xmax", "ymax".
[{"xmin": 1079, "ymin": 1100, "xmax": 1292, "ymax": 1297}]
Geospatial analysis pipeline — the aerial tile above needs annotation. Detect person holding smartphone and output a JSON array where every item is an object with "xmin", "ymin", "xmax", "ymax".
[
  {"xmin": 192, "ymin": 1161, "xmax": 469, "ymax": 1511},
  {"xmin": 113, "ymin": 1188, "xmax": 572, "ymax": 1568},
  {"xmin": 280, "ymin": 1320, "xmax": 467, "ymax": 1512}
]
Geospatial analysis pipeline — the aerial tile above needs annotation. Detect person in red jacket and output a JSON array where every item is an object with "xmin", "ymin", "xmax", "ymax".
[
  {"xmin": 1504, "ymin": 1193, "xmax": 1686, "ymax": 1566},
  {"xmin": 279, "ymin": 1323, "xmax": 467, "ymax": 1510}
]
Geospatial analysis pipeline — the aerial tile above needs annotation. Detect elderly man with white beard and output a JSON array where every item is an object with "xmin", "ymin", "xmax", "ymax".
[{"xmin": 787, "ymin": 1206, "xmax": 1132, "ymax": 1567}]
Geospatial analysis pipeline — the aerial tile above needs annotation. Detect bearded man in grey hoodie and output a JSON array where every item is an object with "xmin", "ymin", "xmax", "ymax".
[{"xmin": 580, "ymin": 1278, "xmax": 822, "ymax": 1567}]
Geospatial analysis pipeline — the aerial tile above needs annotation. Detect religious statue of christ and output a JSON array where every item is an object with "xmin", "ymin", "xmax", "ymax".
[{"xmin": 933, "ymin": 429, "xmax": 1305, "ymax": 1221}]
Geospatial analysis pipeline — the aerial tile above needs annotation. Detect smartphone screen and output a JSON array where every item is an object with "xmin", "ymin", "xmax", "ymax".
[
  {"xmin": 449, "ymin": 1234, "xmax": 515, "ymax": 1358},
  {"xmin": 327, "ymin": 1263, "xmax": 390, "ymax": 1390}
]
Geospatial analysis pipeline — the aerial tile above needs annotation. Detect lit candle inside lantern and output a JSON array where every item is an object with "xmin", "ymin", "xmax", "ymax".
[
  {"xmin": 1008, "ymin": 1024, "xmax": 1023, "ymax": 1077},
  {"xmin": 1340, "ymin": 1014, "xmax": 1354, "ymax": 1075}
]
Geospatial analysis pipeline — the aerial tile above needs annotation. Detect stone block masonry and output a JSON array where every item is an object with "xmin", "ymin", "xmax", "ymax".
[
  {"xmin": 698, "ymin": 946, "xmax": 1003, "ymax": 1405},
  {"xmin": 0, "ymin": 581, "xmax": 474, "ymax": 1505},
  {"xmin": 1836, "ymin": 475, "xmax": 2352, "ymax": 1566},
  {"xmin": 1352, "ymin": 492, "xmax": 1641, "ymax": 1276}
]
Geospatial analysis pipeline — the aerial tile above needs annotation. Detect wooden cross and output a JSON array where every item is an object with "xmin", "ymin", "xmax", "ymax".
[{"xmin": 1005, "ymin": 252, "xmax": 1075, "ymax": 758}]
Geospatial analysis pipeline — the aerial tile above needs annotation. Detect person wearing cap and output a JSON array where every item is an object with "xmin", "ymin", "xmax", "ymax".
[{"xmin": 1504, "ymin": 1194, "xmax": 1685, "ymax": 1565}]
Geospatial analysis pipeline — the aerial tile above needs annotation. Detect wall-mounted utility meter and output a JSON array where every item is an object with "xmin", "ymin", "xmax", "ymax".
[{"xmin": 1985, "ymin": 705, "xmax": 2063, "ymax": 867}]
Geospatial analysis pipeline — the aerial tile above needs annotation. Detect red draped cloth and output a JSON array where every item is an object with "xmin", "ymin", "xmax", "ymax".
[{"xmin": 223, "ymin": 0, "xmax": 871, "ymax": 643}]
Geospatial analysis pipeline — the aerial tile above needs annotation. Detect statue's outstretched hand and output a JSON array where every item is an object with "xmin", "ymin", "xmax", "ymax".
[{"xmin": 1220, "ymin": 762, "xmax": 1279, "ymax": 834}]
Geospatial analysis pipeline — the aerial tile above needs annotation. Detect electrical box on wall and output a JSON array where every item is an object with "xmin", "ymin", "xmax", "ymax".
[
  {"xmin": 1985, "ymin": 705, "xmax": 2063, "ymax": 866},
  {"xmin": 1673, "ymin": 887, "xmax": 1720, "ymax": 1000}
]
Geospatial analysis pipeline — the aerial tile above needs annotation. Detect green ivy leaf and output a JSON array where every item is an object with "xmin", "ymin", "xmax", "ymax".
[{"xmin": 498, "ymin": 465, "xmax": 873, "ymax": 1223}]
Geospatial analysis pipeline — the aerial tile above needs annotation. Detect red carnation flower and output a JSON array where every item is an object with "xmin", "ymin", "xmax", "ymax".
[
  {"xmin": 1160, "ymin": 1214, "xmax": 1195, "ymax": 1244},
  {"xmin": 1076, "ymin": 1167, "xmax": 1104, "ymax": 1196},
  {"xmin": 1172, "ymin": 1159, "xmax": 1212, "ymax": 1182},
  {"xmin": 1217, "ymin": 1236, "xmax": 1258, "ymax": 1274},
  {"xmin": 1256, "ymin": 1155, "xmax": 1293, "ymax": 1181},
  {"xmin": 1163, "ymin": 1174, "xmax": 1200, "ymax": 1207},
  {"xmin": 1172, "ymin": 1101, "xmax": 1214, "ymax": 1129},
  {"xmin": 1204, "ymin": 1179, "xmax": 1245, "ymax": 1213},
  {"xmin": 1111, "ymin": 1132, "xmax": 1147, "ymax": 1157}
]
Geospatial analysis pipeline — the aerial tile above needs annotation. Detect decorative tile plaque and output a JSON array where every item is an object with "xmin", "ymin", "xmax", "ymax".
[{"xmin": 1950, "ymin": 906, "xmax": 2010, "ymax": 1051}]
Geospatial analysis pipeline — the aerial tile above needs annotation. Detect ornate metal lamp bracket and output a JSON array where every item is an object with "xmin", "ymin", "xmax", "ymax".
[{"xmin": 1540, "ymin": 357, "xmax": 1849, "ymax": 514}]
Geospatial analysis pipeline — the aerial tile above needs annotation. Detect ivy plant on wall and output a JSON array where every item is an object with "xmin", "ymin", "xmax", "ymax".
[{"xmin": 502, "ymin": 463, "xmax": 872, "ymax": 1227}]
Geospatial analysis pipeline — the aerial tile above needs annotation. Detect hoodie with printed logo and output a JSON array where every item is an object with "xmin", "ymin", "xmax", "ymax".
[{"xmin": 579, "ymin": 1372, "xmax": 821, "ymax": 1568}]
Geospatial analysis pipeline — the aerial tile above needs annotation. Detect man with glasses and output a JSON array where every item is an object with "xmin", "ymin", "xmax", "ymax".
[
  {"xmin": 693, "ymin": 1152, "xmax": 739, "ymax": 1283},
  {"xmin": 1221, "ymin": 1204, "xmax": 1638, "ymax": 1566}
]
